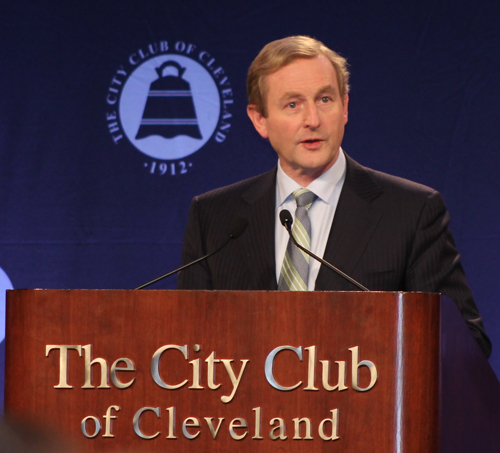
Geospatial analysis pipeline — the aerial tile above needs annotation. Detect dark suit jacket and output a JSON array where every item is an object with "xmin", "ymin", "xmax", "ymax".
[{"xmin": 177, "ymin": 155, "xmax": 491, "ymax": 356}]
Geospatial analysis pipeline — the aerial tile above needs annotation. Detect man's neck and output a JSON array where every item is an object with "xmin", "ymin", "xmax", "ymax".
[
  {"xmin": 285, "ymin": 166, "xmax": 333, "ymax": 187},
  {"xmin": 281, "ymin": 162, "xmax": 338, "ymax": 187},
  {"xmin": 276, "ymin": 150, "xmax": 346, "ymax": 206},
  {"xmin": 280, "ymin": 155, "xmax": 339, "ymax": 187}
]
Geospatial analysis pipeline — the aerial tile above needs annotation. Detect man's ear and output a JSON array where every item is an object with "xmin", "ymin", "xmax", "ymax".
[{"xmin": 247, "ymin": 105, "xmax": 269, "ymax": 139}]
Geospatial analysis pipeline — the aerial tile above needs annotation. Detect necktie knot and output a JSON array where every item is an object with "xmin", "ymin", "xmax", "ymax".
[{"xmin": 293, "ymin": 188, "xmax": 317, "ymax": 210}]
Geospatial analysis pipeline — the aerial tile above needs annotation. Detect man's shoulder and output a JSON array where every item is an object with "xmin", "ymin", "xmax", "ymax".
[
  {"xmin": 194, "ymin": 168, "xmax": 276, "ymax": 204},
  {"xmin": 346, "ymin": 154, "xmax": 438, "ymax": 200}
]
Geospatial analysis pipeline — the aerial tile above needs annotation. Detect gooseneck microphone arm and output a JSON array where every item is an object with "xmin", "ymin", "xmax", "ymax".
[
  {"xmin": 135, "ymin": 217, "xmax": 249, "ymax": 290},
  {"xmin": 279, "ymin": 210, "xmax": 369, "ymax": 292}
]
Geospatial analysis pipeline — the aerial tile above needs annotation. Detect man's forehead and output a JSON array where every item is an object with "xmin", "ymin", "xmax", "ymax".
[
  {"xmin": 278, "ymin": 84, "xmax": 338, "ymax": 100},
  {"xmin": 265, "ymin": 57, "xmax": 340, "ymax": 97}
]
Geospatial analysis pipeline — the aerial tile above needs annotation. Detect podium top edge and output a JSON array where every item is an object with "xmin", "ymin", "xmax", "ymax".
[{"xmin": 6, "ymin": 289, "xmax": 441, "ymax": 296}]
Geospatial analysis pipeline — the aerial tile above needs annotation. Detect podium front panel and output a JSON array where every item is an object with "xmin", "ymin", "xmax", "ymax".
[{"xmin": 5, "ymin": 290, "xmax": 448, "ymax": 452}]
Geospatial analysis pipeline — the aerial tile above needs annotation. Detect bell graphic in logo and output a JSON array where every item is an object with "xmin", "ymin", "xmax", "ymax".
[
  {"xmin": 136, "ymin": 60, "xmax": 202, "ymax": 141},
  {"xmin": 119, "ymin": 54, "xmax": 220, "ymax": 160}
]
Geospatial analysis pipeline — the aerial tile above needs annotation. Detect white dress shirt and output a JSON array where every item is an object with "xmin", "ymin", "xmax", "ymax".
[{"xmin": 275, "ymin": 149, "xmax": 346, "ymax": 290}]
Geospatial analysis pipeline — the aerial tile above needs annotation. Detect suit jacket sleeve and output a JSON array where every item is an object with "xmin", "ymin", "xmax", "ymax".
[
  {"xmin": 404, "ymin": 189, "xmax": 492, "ymax": 357},
  {"xmin": 177, "ymin": 195, "xmax": 213, "ymax": 289}
]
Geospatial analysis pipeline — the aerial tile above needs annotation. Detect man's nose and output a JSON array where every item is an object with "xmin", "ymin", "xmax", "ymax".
[{"xmin": 303, "ymin": 103, "xmax": 321, "ymax": 128}]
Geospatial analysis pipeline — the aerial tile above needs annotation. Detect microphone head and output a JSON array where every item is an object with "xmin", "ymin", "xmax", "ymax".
[
  {"xmin": 279, "ymin": 210, "xmax": 293, "ymax": 228},
  {"xmin": 228, "ymin": 217, "xmax": 249, "ymax": 239}
]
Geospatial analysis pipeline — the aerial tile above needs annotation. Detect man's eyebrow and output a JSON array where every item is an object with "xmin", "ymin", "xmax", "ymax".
[
  {"xmin": 278, "ymin": 91, "xmax": 302, "ymax": 102},
  {"xmin": 316, "ymin": 84, "xmax": 337, "ymax": 94}
]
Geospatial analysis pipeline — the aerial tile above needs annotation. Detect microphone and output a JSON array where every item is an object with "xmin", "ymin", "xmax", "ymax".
[
  {"xmin": 279, "ymin": 210, "xmax": 369, "ymax": 291},
  {"xmin": 135, "ymin": 216, "xmax": 249, "ymax": 290}
]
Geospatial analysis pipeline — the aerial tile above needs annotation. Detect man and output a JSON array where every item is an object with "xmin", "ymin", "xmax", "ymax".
[{"xmin": 177, "ymin": 36, "xmax": 491, "ymax": 357}]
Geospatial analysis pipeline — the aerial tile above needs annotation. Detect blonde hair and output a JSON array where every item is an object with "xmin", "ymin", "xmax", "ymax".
[{"xmin": 247, "ymin": 36, "xmax": 350, "ymax": 117}]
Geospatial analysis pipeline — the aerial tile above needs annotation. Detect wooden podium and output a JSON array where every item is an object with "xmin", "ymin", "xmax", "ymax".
[{"xmin": 4, "ymin": 290, "xmax": 500, "ymax": 452}]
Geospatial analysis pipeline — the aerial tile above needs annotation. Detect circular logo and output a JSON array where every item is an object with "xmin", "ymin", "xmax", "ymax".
[
  {"xmin": 106, "ymin": 40, "xmax": 233, "ymax": 175},
  {"xmin": 119, "ymin": 54, "xmax": 220, "ymax": 160},
  {"xmin": 0, "ymin": 267, "xmax": 13, "ymax": 344}
]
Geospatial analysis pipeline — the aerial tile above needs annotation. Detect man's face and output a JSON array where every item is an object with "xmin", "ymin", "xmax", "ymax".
[{"xmin": 247, "ymin": 55, "xmax": 348, "ymax": 185}]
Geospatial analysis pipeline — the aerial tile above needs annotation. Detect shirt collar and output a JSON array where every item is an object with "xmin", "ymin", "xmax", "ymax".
[{"xmin": 276, "ymin": 148, "xmax": 346, "ymax": 206}]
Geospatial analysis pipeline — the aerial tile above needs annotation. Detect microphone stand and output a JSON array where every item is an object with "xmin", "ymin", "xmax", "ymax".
[{"xmin": 281, "ymin": 214, "xmax": 369, "ymax": 292}]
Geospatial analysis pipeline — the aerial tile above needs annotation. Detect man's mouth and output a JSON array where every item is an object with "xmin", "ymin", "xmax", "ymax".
[{"xmin": 301, "ymin": 139, "xmax": 323, "ymax": 146}]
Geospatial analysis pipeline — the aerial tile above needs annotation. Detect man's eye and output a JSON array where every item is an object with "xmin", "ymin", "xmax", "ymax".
[
  {"xmin": 288, "ymin": 102, "xmax": 297, "ymax": 108},
  {"xmin": 320, "ymin": 96, "xmax": 330, "ymax": 103}
]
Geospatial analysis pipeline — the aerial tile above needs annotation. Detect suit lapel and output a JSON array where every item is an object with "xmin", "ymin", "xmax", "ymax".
[
  {"xmin": 316, "ymin": 155, "xmax": 383, "ymax": 290},
  {"xmin": 236, "ymin": 157, "xmax": 384, "ymax": 291},
  {"xmin": 240, "ymin": 169, "xmax": 278, "ymax": 290}
]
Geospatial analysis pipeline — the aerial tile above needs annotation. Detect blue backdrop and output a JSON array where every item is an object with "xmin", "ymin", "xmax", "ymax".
[{"xmin": 1, "ymin": 0, "xmax": 500, "ymax": 411}]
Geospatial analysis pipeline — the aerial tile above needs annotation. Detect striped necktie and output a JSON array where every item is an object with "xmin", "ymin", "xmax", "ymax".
[{"xmin": 278, "ymin": 188, "xmax": 318, "ymax": 291}]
